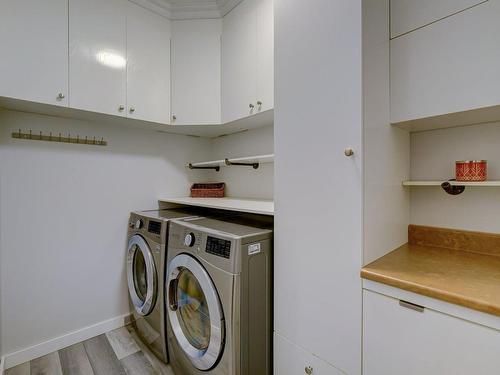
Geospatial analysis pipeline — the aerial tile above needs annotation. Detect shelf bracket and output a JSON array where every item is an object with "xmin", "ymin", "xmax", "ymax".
[
  {"xmin": 441, "ymin": 181, "xmax": 465, "ymax": 195},
  {"xmin": 188, "ymin": 163, "xmax": 220, "ymax": 172},
  {"xmin": 224, "ymin": 158, "xmax": 259, "ymax": 169}
]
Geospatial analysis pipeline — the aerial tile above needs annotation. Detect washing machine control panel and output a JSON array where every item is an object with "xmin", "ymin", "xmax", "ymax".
[{"xmin": 206, "ymin": 236, "xmax": 231, "ymax": 259}]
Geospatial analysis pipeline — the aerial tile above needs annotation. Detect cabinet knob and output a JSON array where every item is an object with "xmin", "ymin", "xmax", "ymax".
[
  {"xmin": 129, "ymin": 107, "xmax": 135, "ymax": 113},
  {"xmin": 172, "ymin": 114, "xmax": 177, "ymax": 121},
  {"xmin": 344, "ymin": 148, "xmax": 354, "ymax": 157},
  {"xmin": 305, "ymin": 366, "xmax": 313, "ymax": 374},
  {"xmin": 257, "ymin": 100, "xmax": 262, "ymax": 108},
  {"xmin": 118, "ymin": 105, "xmax": 125, "ymax": 112},
  {"xmin": 249, "ymin": 103, "xmax": 255, "ymax": 109},
  {"xmin": 57, "ymin": 93, "xmax": 65, "ymax": 100}
]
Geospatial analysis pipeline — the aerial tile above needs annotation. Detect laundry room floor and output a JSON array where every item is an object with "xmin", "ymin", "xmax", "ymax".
[{"xmin": 5, "ymin": 326, "xmax": 176, "ymax": 375}]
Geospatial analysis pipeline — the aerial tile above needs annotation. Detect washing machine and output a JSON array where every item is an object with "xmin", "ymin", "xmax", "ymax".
[
  {"xmin": 165, "ymin": 216, "xmax": 273, "ymax": 375},
  {"xmin": 126, "ymin": 209, "xmax": 201, "ymax": 363}
]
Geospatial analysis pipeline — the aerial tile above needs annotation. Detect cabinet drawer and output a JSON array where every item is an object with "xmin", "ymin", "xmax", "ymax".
[
  {"xmin": 363, "ymin": 289, "xmax": 500, "ymax": 375},
  {"xmin": 391, "ymin": 0, "xmax": 500, "ymax": 124},
  {"xmin": 391, "ymin": 0, "xmax": 487, "ymax": 38},
  {"xmin": 274, "ymin": 333, "xmax": 344, "ymax": 375}
]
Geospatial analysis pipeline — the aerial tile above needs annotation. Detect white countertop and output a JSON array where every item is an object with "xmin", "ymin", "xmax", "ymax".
[{"xmin": 158, "ymin": 197, "xmax": 274, "ymax": 216}]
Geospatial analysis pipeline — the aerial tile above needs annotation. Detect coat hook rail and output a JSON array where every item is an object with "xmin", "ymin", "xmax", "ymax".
[
  {"xmin": 11, "ymin": 129, "xmax": 107, "ymax": 146},
  {"xmin": 188, "ymin": 163, "xmax": 220, "ymax": 172},
  {"xmin": 225, "ymin": 158, "xmax": 259, "ymax": 169}
]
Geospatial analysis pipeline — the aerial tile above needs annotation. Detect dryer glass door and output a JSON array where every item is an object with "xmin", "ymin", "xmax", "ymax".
[
  {"xmin": 127, "ymin": 235, "xmax": 157, "ymax": 316},
  {"xmin": 167, "ymin": 254, "xmax": 224, "ymax": 371}
]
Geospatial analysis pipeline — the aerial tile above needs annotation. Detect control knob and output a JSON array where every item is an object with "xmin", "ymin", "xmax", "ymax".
[
  {"xmin": 184, "ymin": 233, "xmax": 196, "ymax": 247},
  {"xmin": 134, "ymin": 219, "xmax": 143, "ymax": 230}
]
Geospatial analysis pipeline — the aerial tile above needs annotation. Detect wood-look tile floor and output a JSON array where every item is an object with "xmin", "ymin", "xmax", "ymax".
[{"xmin": 6, "ymin": 326, "xmax": 176, "ymax": 375}]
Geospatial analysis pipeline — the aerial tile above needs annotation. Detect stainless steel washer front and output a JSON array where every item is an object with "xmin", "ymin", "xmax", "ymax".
[{"xmin": 166, "ymin": 253, "xmax": 225, "ymax": 371}]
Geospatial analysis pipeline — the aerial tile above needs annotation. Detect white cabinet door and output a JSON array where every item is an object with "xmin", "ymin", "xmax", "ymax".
[
  {"xmin": 0, "ymin": 0, "xmax": 68, "ymax": 106},
  {"xmin": 274, "ymin": 333, "xmax": 344, "ymax": 375},
  {"xmin": 391, "ymin": 0, "xmax": 500, "ymax": 124},
  {"xmin": 256, "ymin": 0, "xmax": 274, "ymax": 113},
  {"xmin": 171, "ymin": 19, "xmax": 222, "ymax": 125},
  {"xmin": 127, "ymin": 3, "xmax": 171, "ymax": 124},
  {"xmin": 69, "ymin": 0, "xmax": 127, "ymax": 117},
  {"xmin": 274, "ymin": 0, "xmax": 363, "ymax": 374},
  {"xmin": 390, "ymin": 0, "xmax": 486, "ymax": 38},
  {"xmin": 363, "ymin": 290, "xmax": 500, "ymax": 375},
  {"xmin": 222, "ymin": 0, "xmax": 257, "ymax": 123}
]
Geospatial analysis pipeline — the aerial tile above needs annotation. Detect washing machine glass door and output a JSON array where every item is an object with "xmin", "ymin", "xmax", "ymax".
[
  {"xmin": 127, "ymin": 235, "xmax": 157, "ymax": 316},
  {"xmin": 166, "ymin": 254, "xmax": 224, "ymax": 371}
]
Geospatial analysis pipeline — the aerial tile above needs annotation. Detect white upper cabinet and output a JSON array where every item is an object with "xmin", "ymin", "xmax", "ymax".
[
  {"xmin": 256, "ymin": 0, "xmax": 274, "ymax": 113},
  {"xmin": 127, "ymin": 2, "xmax": 171, "ymax": 124},
  {"xmin": 364, "ymin": 290, "xmax": 500, "ymax": 375},
  {"xmin": 0, "ymin": 0, "xmax": 69, "ymax": 107},
  {"xmin": 391, "ymin": 0, "xmax": 500, "ymax": 124},
  {"xmin": 222, "ymin": 0, "xmax": 258, "ymax": 123},
  {"xmin": 171, "ymin": 19, "xmax": 222, "ymax": 125},
  {"xmin": 390, "ymin": 0, "xmax": 486, "ymax": 38},
  {"xmin": 69, "ymin": 0, "xmax": 127, "ymax": 117}
]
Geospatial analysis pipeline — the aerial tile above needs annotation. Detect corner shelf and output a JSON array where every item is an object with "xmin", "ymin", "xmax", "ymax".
[
  {"xmin": 187, "ymin": 154, "xmax": 274, "ymax": 171},
  {"xmin": 158, "ymin": 197, "xmax": 274, "ymax": 216}
]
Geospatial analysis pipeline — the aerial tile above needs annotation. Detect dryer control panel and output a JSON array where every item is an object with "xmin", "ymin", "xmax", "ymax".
[{"xmin": 206, "ymin": 236, "xmax": 231, "ymax": 259}]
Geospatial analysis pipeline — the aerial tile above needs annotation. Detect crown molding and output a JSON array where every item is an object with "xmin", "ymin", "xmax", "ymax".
[{"xmin": 132, "ymin": 0, "xmax": 244, "ymax": 19}]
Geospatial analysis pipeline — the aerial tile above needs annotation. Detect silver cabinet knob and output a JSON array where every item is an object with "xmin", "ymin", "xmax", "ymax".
[
  {"xmin": 129, "ymin": 107, "xmax": 135, "ymax": 113},
  {"xmin": 57, "ymin": 93, "xmax": 65, "ymax": 100},
  {"xmin": 118, "ymin": 105, "xmax": 125, "ymax": 112},
  {"xmin": 305, "ymin": 366, "xmax": 313, "ymax": 374},
  {"xmin": 249, "ymin": 103, "xmax": 255, "ymax": 109},
  {"xmin": 344, "ymin": 148, "xmax": 354, "ymax": 157}
]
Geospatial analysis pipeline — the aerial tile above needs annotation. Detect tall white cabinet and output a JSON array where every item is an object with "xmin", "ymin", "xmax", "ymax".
[
  {"xmin": 0, "ymin": 0, "xmax": 69, "ymax": 107},
  {"xmin": 274, "ymin": 0, "xmax": 363, "ymax": 374}
]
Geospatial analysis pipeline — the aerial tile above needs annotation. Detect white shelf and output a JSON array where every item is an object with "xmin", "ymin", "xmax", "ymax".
[
  {"xmin": 158, "ymin": 197, "xmax": 274, "ymax": 216},
  {"xmin": 403, "ymin": 180, "xmax": 500, "ymax": 187},
  {"xmin": 188, "ymin": 154, "xmax": 274, "ymax": 168}
]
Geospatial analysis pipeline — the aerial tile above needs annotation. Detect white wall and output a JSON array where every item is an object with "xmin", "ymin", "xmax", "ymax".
[
  {"xmin": 0, "ymin": 110, "xmax": 211, "ymax": 359},
  {"xmin": 410, "ymin": 122, "xmax": 500, "ymax": 233},
  {"xmin": 208, "ymin": 125, "xmax": 273, "ymax": 199}
]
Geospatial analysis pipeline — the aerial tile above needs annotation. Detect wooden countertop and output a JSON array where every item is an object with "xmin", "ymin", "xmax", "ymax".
[{"xmin": 361, "ymin": 225, "xmax": 500, "ymax": 317}]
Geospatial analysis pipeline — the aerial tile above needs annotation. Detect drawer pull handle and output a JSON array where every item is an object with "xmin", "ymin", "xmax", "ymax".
[{"xmin": 399, "ymin": 300, "xmax": 424, "ymax": 313}]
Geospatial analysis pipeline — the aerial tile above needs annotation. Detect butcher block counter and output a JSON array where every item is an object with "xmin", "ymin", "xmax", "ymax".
[{"xmin": 361, "ymin": 225, "xmax": 500, "ymax": 317}]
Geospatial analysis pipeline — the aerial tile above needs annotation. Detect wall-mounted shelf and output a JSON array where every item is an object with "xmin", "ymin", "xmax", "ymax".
[
  {"xmin": 403, "ymin": 180, "xmax": 500, "ymax": 195},
  {"xmin": 188, "ymin": 154, "xmax": 274, "ymax": 171},
  {"xmin": 158, "ymin": 197, "xmax": 274, "ymax": 216},
  {"xmin": 403, "ymin": 180, "xmax": 500, "ymax": 187}
]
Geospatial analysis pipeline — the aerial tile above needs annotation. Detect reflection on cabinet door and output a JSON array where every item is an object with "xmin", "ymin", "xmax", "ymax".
[
  {"xmin": 363, "ymin": 290, "xmax": 500, "ymax": 375},
  {"xmin": 127, "ymin": 3, "xmax": 171, "ymax": 124},
  {"xmin": 171, "ymin": 19, "xmax": 222, "ymax": 125},
  {"xmin": 222, "ymin": 0, "xmax": 257, "ymax": 123},
  {"xmin": 0, "ymin": 0, "xmax": 68, "ymax": 107},
  {"xmin": 274, "ymin": 333, "xmax": 344, "ymax": 375},
  {"xmin": 256, "ymin": 0, "xmax": 274, "ymax": 113},
  {"xmin": 69, "ymin": 0, "xmax": 127, "ymax": 117}
]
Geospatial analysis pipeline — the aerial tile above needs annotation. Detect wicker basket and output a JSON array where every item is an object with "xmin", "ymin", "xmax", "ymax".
[{"xmin": 190, "ymin": 183, "xmax": 225, "ymax": 198}]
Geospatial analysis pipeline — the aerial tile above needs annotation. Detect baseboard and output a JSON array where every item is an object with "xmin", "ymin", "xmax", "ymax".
[{"xmin": 3, "ymin": 313, "xmax": 130, "ymax": 370}]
